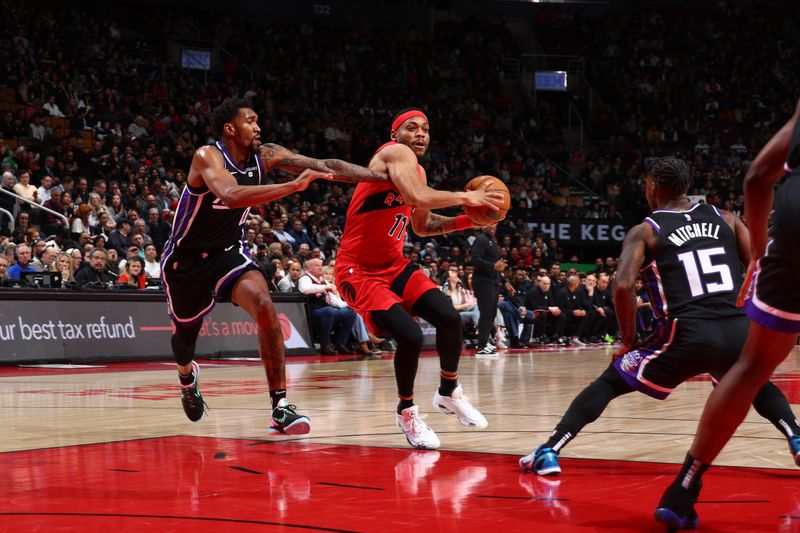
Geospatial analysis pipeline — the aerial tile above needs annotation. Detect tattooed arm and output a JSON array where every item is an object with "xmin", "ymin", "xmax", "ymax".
[
  {"xmin": 411, "ymin": 210, "xmax": 471, "ymax": 236},
  {"xmin": 259, "ymin": 143, "xmax": 387, "ymax": 183}
]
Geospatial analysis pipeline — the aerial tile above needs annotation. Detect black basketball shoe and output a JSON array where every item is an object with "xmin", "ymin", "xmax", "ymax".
[
  {"xmin": 179, "ymin": 361, "xmax": 207, "ymax": 422},
  {"xmin": 269, "ymin": 399, "xmax": 311, "ymax": 435}
]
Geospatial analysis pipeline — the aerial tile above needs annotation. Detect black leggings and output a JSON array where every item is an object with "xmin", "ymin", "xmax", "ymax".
[
  {"xmin": 371, "ymin": 289, "xmax": 463, "ymax": 399},
  {"xmin": 171, "ymin": 321, "xmax": 202, "ymax": 366},
  {"xmin": 473, "ymin": 279, "xmax": 498, "ymax": 347}
]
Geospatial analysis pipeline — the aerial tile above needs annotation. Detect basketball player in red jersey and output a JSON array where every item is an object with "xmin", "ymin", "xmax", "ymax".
[
  {"xmin": 166, "ymin": 98, "xmax": 387, "ymax": 436},
  {"xmin": 334, "ymin": 108, "xmax": 506, "ymax": 449}
]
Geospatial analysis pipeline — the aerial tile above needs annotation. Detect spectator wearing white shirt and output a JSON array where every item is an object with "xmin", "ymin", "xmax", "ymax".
[
  {"xmin": 272, "ymin": 220, "xmax": 295, "ymax": 247},
  {"xmin": 299, "ymin": 259, "xmax": 357, "ymax": 355},
  {"xmin": 277, "ymin": 260, "xmax": 302, "ymax": 293},
  {"xmin": 43, "ymin": 96, "xmax": 65, "ymax": 118},
  {"xmin": 143, "ymin": 243, "xmax": 161, "ymax": 279}
]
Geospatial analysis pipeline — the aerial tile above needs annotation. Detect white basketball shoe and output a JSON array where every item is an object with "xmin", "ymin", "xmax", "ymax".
[
  {"xmin": 396, "ymin": 405, "xmax": 441, "ymax": 449},
  {"xmin": 432, "ymin": 384, "xmax": 488, "ymax": 428}
]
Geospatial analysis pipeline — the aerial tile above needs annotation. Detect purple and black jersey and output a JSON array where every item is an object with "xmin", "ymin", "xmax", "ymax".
[
  {"xmin": 640, "ymin": 203, "xmax": 743, "ymax": 320},
  {"xmin": 163, "ymin": 141, "xmax": 264, "ymax": 257}
]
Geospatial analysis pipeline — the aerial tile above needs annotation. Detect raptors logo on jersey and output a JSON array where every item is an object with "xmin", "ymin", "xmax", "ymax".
[{"xmin": 336, "ymin": 142, "xmax": 421, "ymax": 270}]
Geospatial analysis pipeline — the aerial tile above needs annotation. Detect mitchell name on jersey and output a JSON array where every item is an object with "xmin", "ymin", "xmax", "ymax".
[{"xmin": 666, "ymin": 221, "xmax": 721, "ymax": 247}]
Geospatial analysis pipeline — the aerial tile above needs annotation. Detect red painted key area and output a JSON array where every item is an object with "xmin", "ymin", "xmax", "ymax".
[{"xmin": 1, "ymin": 437, "xmax": 799, "ymax": 532}]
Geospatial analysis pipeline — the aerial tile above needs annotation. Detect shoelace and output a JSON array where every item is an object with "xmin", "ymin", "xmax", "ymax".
[
  {"xmin": 408, "ymin": 412, "xmax": 430, "ymax": 434},
  {"xmin": 276, "ymin": 404, "xmax": 299, "ymax": 415},
  {"xmin": 184, "ymin": 388, "xmax": 210, "ymax": 412}
]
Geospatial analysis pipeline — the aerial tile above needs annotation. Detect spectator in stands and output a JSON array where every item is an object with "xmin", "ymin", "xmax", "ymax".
[
  {"xmin": 556, "ymin": 275, "xmax": 588, "ymax": 346},
  {"xmin": 525, "ymin": 273, "xmax": 561, "ymax": 345},
  {"xmin": 43, "ymin": 96, "xmax": 65, "ymax": 118},
  {"xmin": 321, "ymin": 265, "xmax": 380, "ymax": 357},
  {"xmin": 635, "ymin": 277, "xmax": 653, "ymax": 337},
  {"xmin": 107, "ymin": 218, "xmax": 132, "ymax": 256},
  {"xmin": 0, "ymin": 254, "xmax": 9, "ymax": 282},
  {"xmin": 589, "ymin": 273, "xmax": 615, "ymax": 343},
  {"xmin": 41, "ymin": 189, "xmax": 67, "ymax": 237},
  {"xmin": 53, "ymin": 252, "xmax": 74, "ymax": 284},
  {"xmin": 36, "ymin": 176, "xmax": 57, "ymax": 205},
  {"xmin": 442, "ymin": 264, "xmax": 480, "ymax": 331},
  {"xmin": 69, "ymin": 248, "xmax": 84, "ymax": 274},
  {"xmin": 143, "ymin": 243, "xmax": 160, "ymax": 279},
  {"xmin": 131, "ymin": 218, "xmax": 153, "ymax": 247},
  {"xmin": 272, "ymin": 220, "xmax": 294, "ymax": 247},
  {"xmin": 75, "ymin": 247, "xmax": 117, "ymax": 287},
  {"xmin": 577, "ymin": 273, "xmax": 599, "ymax": 343},
  {"xmin": 145, "ymin": 207, "xmax": 170, "ymax": 248},
  {"xmin": 7, "ymin": 243, "xmax": 35, "ymax": 280},
  {"xmin": 106, "ymin": 248, "xmax": 120, "ymax": 275},
  {"xmin": 71, "ymin": 204, "xmax": 93, "ymax": 239},
  {"xmin": 0, "ymin": 172, "xmax": 17, "ymax": 231},
  {"xmin": 287, "ymin": 219, "xmax": 314, "ymax": 252},
  {"xmin": 117, "ymin": 256, "xmax": 147, "ymax": 289},
  {"xmin": 38, "ymin": 244, "xmax": 58, "ymax": 273},
  {"xmin": 498, "ymin": 269, "xmax": 534, "ymax": 349},
  {"xmin": 277, "ymin": 260, "xmax": 302, "ymax": 293},
  {"xmin": 299, "ymin": 258, "xmax": 357, "ymax": 355},
  {"xmin": 13, "ymin": 171, "xmax": 39, "ymax": 213}
]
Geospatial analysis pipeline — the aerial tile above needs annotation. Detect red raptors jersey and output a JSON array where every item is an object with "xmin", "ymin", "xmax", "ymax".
[{"xmin": 337, "ymin": 142, "xmax": 422, "ymax": 270}]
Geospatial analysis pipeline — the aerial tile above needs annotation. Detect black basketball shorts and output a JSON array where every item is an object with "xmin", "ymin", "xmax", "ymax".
[
  {"xmin": 162, "ymin": 241, "xmax": 262, "ymax": 325},
  {"xmin": 744, "ymin": 174, "xmax": 800, "ymax": 333},
  {"xmin": 612, "ymin": 315, "xmax": 749, "ymax": 399}
]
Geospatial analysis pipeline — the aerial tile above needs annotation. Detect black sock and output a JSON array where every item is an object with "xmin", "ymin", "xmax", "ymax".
[
  {"xmin": 438, "ymin": 370, "xmax": 458, "ymax": 397},
  {"xmin": 270, "ymin": 389, "xmax": 286, "ymax": 409},
  {"xmin": 178, "ymin": 368, "xmax": 195, "ymax": 386},
  {"xmin": 752, "ymin": 380, "xmax": 800, "ymax": 438},
  {"xmin": 543, "ymin": 365, "xmax": 633, "ymax": 452},
  {"xmin": 673, "ymin": 452, "xmax": 709, "ymax": 491},
  {"xmin": 397, "ymin": 397, "xmax": 414, "ymax": 414},
  {"xmin": 543, "ymin": 423, "xmax": 577, "ymax": 451}
]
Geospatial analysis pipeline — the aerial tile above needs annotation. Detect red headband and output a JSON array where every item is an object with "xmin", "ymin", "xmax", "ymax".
[{"xmin": 391, "ymin": 110, "xmax": 429, "ymax": 133}]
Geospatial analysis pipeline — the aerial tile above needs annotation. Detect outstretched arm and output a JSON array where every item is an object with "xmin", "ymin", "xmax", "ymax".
[
  {"xmin": 192, "ymin": 147, "xmax": 330, "ymax": 209},
  {"xmin": 260, "ymin": 143, "xmax": 387, "ymax": 183},
  {"xmin": 743, "ymin": 98, "xmax": 800, "ymax": 259},
  {"xmin": 612, "ymin": 222, "xmax": 652, "ymax": 350},
  {"xmin": 382, "ymin": 143, "xmax": 504, "ymax": 210},
  {"xmin": 410, "ymin": 210, "xmax": 474, "ymax": 236}
]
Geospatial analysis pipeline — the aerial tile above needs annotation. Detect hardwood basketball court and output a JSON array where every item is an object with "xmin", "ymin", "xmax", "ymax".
[{"xmin": 1, "ymin": 345, "xmax": 799, "ymax": 531}]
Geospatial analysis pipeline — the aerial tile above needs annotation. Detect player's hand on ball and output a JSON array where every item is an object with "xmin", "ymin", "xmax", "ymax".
[{"xmin": 465, "ymin": 179, "xmax": 505, "ymax": 210}]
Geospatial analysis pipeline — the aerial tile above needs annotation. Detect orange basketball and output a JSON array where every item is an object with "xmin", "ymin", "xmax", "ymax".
[{"xmin": 462, "ymin": 175, "xmax": 510, "ymax": 226}]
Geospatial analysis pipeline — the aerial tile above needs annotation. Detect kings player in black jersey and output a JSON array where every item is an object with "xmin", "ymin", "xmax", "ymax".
[
  {"xmin": 164, "ymin": 98, "xmax": 386, "ymax": 434},
  {"xmin": 519, "ymin": 158, "xmax": 800, "ymax": 502},
  {"xmin": 657, "ymin": 100, "xmax": 800, "ymax": 529}
]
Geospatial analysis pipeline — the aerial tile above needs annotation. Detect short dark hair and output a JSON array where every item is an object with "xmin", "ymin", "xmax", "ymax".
[
  {"xmin": 211, "ymin": 98, "xmax": 249, "ymax": 139},
  {"xmin": 644, "ymin": 157, "xmax": 692, "ymax": 196}
]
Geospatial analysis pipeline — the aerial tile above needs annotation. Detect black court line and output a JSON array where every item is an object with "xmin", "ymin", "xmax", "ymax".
[
  {"xmin": 317, "ymin": 481, "xmax": 384, "ymax": 491},
  {"xmin": 697, "ymin": 500, "xmax": 771, "ymax": 504},
  {"xmin": 108, "ymin": 468, "xmax": 138, "ymax": 473},
  {"xmin": 214, "ymin": 452, "xmax": 227, "ymax": 459},
  {"xmin": 477, "ymin": 494, "xmax": 569, "ymax": 502},
  {"xmin": 0, "ymin": 512, "xmax": 359, "ymax": 532},
  {"xmin": 229, "ymin": 465, "xmax": 263, "ymax": 475},
  {"xmin": 781, "ymin": 515, "xmax": 800, "ymax": 520}
]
